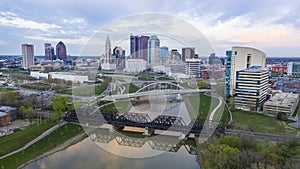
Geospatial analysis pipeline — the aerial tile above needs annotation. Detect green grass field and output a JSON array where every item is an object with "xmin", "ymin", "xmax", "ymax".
[
  {"xmin": 60, "ymin": 82, "xmax": 108, "ymax": 96},
  {"xmin": 0, "ymin": 120, "xmax": 56, "ymax": 157},
  {"xmin": 0, "ymin": 87, "xmax": 15, "ymax": 92},
  {"xmin": 100, "ymin": 100, "xmax": 131, "ymax": 114},
  {"xmin": 230, "ymin": 110, "xmax": 299, "ymax": 136},
  {"xmin": 0, "ymin": 123, "xmax": 85, "ymax": 169},
  {"xmin": 184, "ymin": 94, "xmax": 220, "ymax": 120}
]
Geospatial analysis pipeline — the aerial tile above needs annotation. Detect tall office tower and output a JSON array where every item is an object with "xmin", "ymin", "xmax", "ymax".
[
  {"xmin": 22, "ymin": 44, "xmax": 34, "ymax": 69},
  {"xmin": 169, "ymin": 49, "xmax": 181, "ymax": 63},
  {"xmin": 44, "ymin": 43, "xmax": 55, "ymax": 60},
  {"xmin": 101, "ymin": 36, "xmax": 116, "ymax": 70},
  {"xmin": 208, "ymin": 53, "xmax": 221, "ymax": 65},
  {"xmin": 130, "ymin": 35, "xmax": 149, "ymax": 60},
  {"xmin": 112, "ymin": 46, "xmax": 125, "ymax": 58},
  {"xmin": 148, "ymin": 35, "xmax": 160, "ymax": 65},
  {"xmin": 182, "ymin": 47, "xmax": 195, "ymax": 62},
  {"xmin": 160, "ymin": 46, "xmax": 168, "ymax": 64},
  {"xmin": 56, "ymin": 41, "xmax": 67, "ymax": 61},
  {"xmin": 225, "ymin": 46, "xmax": 266, "ymax": 96},
  {"xmin": 234, "ymin": 66, "xmax": 268, "ymax": 111}
]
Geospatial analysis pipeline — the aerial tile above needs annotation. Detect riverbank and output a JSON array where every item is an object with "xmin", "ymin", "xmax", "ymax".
[
  {"xmin": 18, "ymin": 132, "xmax": 88, "ymax": 169},
  {"xmin": 0, "ymin": 123, "xmax": 85, "ymax": 169}
]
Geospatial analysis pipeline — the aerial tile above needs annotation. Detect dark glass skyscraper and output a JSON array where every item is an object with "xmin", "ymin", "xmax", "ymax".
[
  {"xmin": 130, "ymin": 35, "xmax": 149, "ymax": 61},
  {"xmin": 56, "ymin": 41, "xmax": 67, "ymax": 61},
  {"xmin": 44, "ymin": 43, "xmax": 55, "ymax": 60}
]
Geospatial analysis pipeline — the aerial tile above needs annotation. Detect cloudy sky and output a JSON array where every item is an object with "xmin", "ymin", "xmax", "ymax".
[{"xmin": 1, "ymin": 0, "xmax": 300, "ymax": 56}]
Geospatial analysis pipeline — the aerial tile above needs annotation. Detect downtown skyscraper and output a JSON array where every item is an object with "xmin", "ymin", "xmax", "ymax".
[
  {"xmin": 101, "ymin": 36, "xmax": 116, "ymax": 70},
  {"xmin": 56, "ymin": 41, "xmax": 67, "ymax": 61},
  {"xmin": 22, "ymin": 44, "xmax": 34, "ymax": 69},
  {"xmin": 44, "ymin": 43, "xmax": 55, "ymax": 60},
  {"xmin": 148, "ymin": 35, "xmax": 160, "ymax": 65},
  {"xmin": 130, "ymin": 35, "xmax": 149, "ymax": 61}
]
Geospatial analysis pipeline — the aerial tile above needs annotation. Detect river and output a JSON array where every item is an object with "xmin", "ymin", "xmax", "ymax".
[{"xmin": 23, "ymin": 99, "xmax": 201, "ymax": 169}]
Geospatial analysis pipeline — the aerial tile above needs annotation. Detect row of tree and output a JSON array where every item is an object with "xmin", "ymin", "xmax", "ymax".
[{"xmin": 201, "ymin": 136, "xmax": 300, "ymax": 169}]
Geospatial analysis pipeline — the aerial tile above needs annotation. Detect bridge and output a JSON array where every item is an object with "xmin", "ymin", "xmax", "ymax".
[
  {"xmin": 63, "ymin": 109, "xmax": 219, "ymax": 137},
  {"xmin": 102, "ymin": 81, "xmax": 212, "ymax": 101},
  {"xmin": 89, "ymin": 128, "xmax": 197, "ymax": 155}
]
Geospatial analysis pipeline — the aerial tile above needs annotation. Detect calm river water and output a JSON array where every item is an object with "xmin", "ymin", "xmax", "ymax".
[{"xmin": 23, "ymin": 100, "xmax": 201, "ymax": 169}]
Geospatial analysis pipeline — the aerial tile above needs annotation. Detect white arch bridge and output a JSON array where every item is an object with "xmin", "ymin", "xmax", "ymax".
[{"xmin": 102, "ymin": 81, "xmax": 212, "ymax": 101}]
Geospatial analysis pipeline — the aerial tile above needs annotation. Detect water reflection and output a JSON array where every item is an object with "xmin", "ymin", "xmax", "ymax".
[{"xmin": 23, "ymin": 128, "xmax": 200, "ymax": 169}]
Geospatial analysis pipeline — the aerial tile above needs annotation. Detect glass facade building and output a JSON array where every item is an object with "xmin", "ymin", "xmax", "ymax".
[{"xmin": 225, "ymin": 50, "xmax": 232, "ymax": 97}]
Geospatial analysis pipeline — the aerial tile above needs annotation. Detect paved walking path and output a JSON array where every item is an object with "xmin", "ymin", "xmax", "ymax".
[{"xmin": 0, "ymin": 122, "xmax": 65, "ymax": 160}]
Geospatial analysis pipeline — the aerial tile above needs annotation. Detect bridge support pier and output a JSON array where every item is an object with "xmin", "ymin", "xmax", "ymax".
[
  {"xmin": 112, "ymin": 126, "xmax": 124, "ymax": 131},
  {"xmin": 143, "ymin": 127, "xmax": 154, "ymax": 136},
  {"xmin": 178, "ymin": 133, "xmax": 188, "ymax": 140}
]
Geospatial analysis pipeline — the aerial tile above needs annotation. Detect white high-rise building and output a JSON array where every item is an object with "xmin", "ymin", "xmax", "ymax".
[
  {"xmin": 22, "ymin": 44, "xmax": 34, "ymax": 69},
  {"xmin": 148, "ymin": 35, "xmax": 160, "ymax": 66},
  {"xmin": 101, "ymin": 36, "xmax": 116, "ymax": 71},
  {"xmin": 234, "ymin": 66, "xmax": 268, "ymax": 111},
  {"xmin": 226, "ymin": 46, "xmax": 266, "ymax": 96},
  {"xmin": 185, "ymin": 58, "xmax": 201, "ymax": 78}
]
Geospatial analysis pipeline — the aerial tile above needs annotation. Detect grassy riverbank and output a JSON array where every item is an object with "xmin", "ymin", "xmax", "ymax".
[
  {"xmin": 0, "ymin": 121, "xmax": 56, "ymax": 157},
  {"xmin": 0, "ymin": 123, "xmax": 84, "ymax": 169}
]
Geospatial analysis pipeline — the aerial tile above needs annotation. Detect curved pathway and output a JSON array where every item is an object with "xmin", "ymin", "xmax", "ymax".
[{"xmin": 0, "ymin": 122, "xmax": 64, "ymax": 160}]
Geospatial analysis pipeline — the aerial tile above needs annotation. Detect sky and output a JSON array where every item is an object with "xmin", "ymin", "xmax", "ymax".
[{"xmin": 1, "ymin": 0, "xmax": 300, "ymax": 56}]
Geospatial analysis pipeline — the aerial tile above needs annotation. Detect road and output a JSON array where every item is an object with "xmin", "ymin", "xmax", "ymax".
[
  {"xmin": 224, "ymin": 129, "xmax": 300, "ymax": 142},
  {"xmin": 0, "ymin": 122, "xmax": 64, "ymax": 160}
]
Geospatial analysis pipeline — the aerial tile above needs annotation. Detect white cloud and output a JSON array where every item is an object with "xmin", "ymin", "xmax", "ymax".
[
  {"xmin": 62, "ymin": 17, "xmax": 87, "ymax": 25},
  {"xmin": 0, "ymin": 12, "xmax": 61, "ymax": 32},
  {"xmin": 24, "ymin": 35, "xmax": 89, "ymax": 45},
  {"xmin": 176, "ymin": 11, "xmax": 300, "ymax": 55}
]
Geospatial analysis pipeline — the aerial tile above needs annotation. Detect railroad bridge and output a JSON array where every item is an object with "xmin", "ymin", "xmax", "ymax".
[{"xmin": 64, "ymin": 109, "xmax": 218, "ymax": 137}]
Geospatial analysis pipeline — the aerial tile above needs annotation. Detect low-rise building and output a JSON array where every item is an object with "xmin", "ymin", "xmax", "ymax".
[
  {"xmin": 0, "ymin": 112, "xmax": 10, "ymax": 126},
  {"xmin": 264, "ymin": 92, "xmax": 299, "ymax": 117},
  {"xmin": 0, "ymin": 106, "xmax": 17, "ymax": 121},
  {"xmin": 29, "ymin": 65, "xmax": 53, "ymax": 72},
  {"xmin": 124, "ymin": 59, "xmax": 147, "ymax": 73},
  {"xmin": 287, "ymin": 62, "xmax": 300, "ymax": 76},
  {"xmin": 30, "ymin": 71, "xmax": 88, "ymax": 83}
]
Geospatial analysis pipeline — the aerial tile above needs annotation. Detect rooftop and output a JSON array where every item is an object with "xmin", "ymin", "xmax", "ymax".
[
  {"xmin": 0, "ymin": 106, "xmax": 17, "ymax": 112},
  {"xmin": 239, "ymin": 66, "xmax": 267, "ymax": 72},
  {"xmin": 0, "ymin": 112, "xmax": 7, "ymax": 117},
  {"xmin": 264, "ymin": 92, "xmax": 299, "ymax": 107}
]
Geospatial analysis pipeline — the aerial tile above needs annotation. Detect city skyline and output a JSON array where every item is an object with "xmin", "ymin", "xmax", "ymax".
[{"xmin": 1, "ymin": 1, "xmax": 300, "ymax": 56}]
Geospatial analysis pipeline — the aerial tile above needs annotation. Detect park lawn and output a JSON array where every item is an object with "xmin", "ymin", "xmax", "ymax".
[
  {"xmin": 0, "ymin": 123, "xmax": 85, "ymax": 169},
  {"xmin": 100, "ymin": 100, "xmax": 131, "ymax": 114},
  {"xmin": 0, "ymin": 87, "xmax": 15, "ymax": 92},
  {"xmin": 69, "ymin": 82, "xmax": 108, "ymax": 96},
  {"xmin": 156, "ymin": 76, "xmax": 174, "ymax": 81},
  {"xmin": 230, "ymin": 110, "xmax": 299, "ymax": 136},
  {"xmin": 20, "ymin": 83, "xmax": 52, "ymax": 91},
  {"xmin": 184, "ymin": 94, "xmax": 220, "ymax": 120},
  {"xmin": 0, "ymin": 120, "xmax": 57, "ymax": 157}
]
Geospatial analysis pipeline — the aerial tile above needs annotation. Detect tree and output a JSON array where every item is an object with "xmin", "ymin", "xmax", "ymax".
[
  {"xmin": 199, "ymin": 80, "xmax": 208, "ymax": 89},
  {"xmin": 204, "ymin": 143, "xmax": 240, "ymax": 169},
  {"xmin": 51, "ymin": 96, "xmax": 69, "ymax": 122},
  {"xmin": 277, "ymin": 112, "xmax": 287, "ymax": 121},
  {"xmin": 219, "ymin": 136, "xmax": 242, "ymax": 150},
  {"xmin": 25, "ymin": 107, "xmax": 35, "ymax": 125},
  {"xmin": 19, "ymin": 106, "xmax": 26, "ymax": 119}
]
